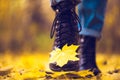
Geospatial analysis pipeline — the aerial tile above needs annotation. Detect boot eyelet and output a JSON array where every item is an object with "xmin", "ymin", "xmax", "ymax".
[
  {"xmin": 56, "ymin": 26, "xmax": 58, "ymax": 29},
  {"xmin": 81, "ymin": 38, "xmax": 84, "ymax": 42},
  {"xmin": 56, "ymin": 9, "xmax": 59, "ymax": 13},
  {"xmin": 56, "ymin": 21, "xmax": 59, "ymax": 23}
]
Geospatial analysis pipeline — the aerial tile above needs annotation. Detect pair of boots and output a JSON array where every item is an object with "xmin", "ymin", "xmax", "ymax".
[{"xmin": 49, "ymin": 1, "xmax": 100, "ymax": 75}]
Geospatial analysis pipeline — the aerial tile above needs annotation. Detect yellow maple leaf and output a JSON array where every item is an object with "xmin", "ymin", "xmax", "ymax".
[{"xmin": 49, "ymin": 44, "xmax": 79, "ymax": 67}]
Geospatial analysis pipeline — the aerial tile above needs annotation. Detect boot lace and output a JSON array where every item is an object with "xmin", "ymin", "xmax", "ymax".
[
  {"xmin": 50, "ymin": 8, "xmax": 81, "ymax": 38},
  {"xmin": 50, "ymin": 4, "xmax": 82, "ymax": 48}
]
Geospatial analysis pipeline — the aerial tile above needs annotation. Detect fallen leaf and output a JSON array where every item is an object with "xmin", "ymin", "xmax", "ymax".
[{"xmin": 49, "ymin": 44, "xmax": 79, "ymax": 67}]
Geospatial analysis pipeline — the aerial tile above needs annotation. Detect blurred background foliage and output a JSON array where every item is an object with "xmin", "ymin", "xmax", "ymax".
[{"xmin": 0, "ymin": 0, "xmax": 120, "ymax": 53}]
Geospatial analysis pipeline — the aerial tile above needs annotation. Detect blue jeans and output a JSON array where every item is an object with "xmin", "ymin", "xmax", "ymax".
[{"xmin": 50, "ymin": 0, "xmax": 107, "ymax": 38}]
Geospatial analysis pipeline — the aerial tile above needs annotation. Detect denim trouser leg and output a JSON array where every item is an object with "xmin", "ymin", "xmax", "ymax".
[{"xmin": 78, "ymin": 0, "xmax": 107, "ymax": 38}]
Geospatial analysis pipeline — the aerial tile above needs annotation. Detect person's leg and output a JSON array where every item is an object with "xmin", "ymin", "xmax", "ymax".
[
  {"xmin": 49, "ymin": 0, "xmax": 81, "ymax": 71},
  {"xmin": 78, "ymin": 0, "xmax": 107, "ymax": 75},
  {"xmin": 78, "ymin": 0, "xmax": 107, "ymax": 38}
]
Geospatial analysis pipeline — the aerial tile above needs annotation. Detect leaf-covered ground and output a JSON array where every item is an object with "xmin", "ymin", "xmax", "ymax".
[{"xmin": 0, "ymin": 52, "xmax": 120, "ymax": 80}]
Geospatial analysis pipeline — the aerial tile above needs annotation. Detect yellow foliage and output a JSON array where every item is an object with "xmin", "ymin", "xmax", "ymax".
[
  {"xmin": 48, "ymin": 70, "xmax": 94, "ymax": 78},
  {"xmin": 0, "ymin": 52, "xmax": 120, "ymax": 80},
  {"xmin": 73, "ymin": 70, "xmax": 94, "ymax": 77},
  {"xmin": 21, "ymin": 70, "xmax": 46, "ymax": 80},
  {"xmin": 49, "ymin": 44, "xmax": 79, "ymax": 67}
]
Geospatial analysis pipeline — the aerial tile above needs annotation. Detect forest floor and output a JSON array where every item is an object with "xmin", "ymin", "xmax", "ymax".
[{"xmin": 0, "ymin": 52, "xmax": 120, "ymax": 80}]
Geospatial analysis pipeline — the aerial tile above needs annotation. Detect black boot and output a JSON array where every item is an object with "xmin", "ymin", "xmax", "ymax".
[
  {"xmin": 49, "ymin": 1, "xmax": 81, "ymax": 71},
  {"xmin": 79, "ymin": 35, "xmax": 101, "ymax": 75}
]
